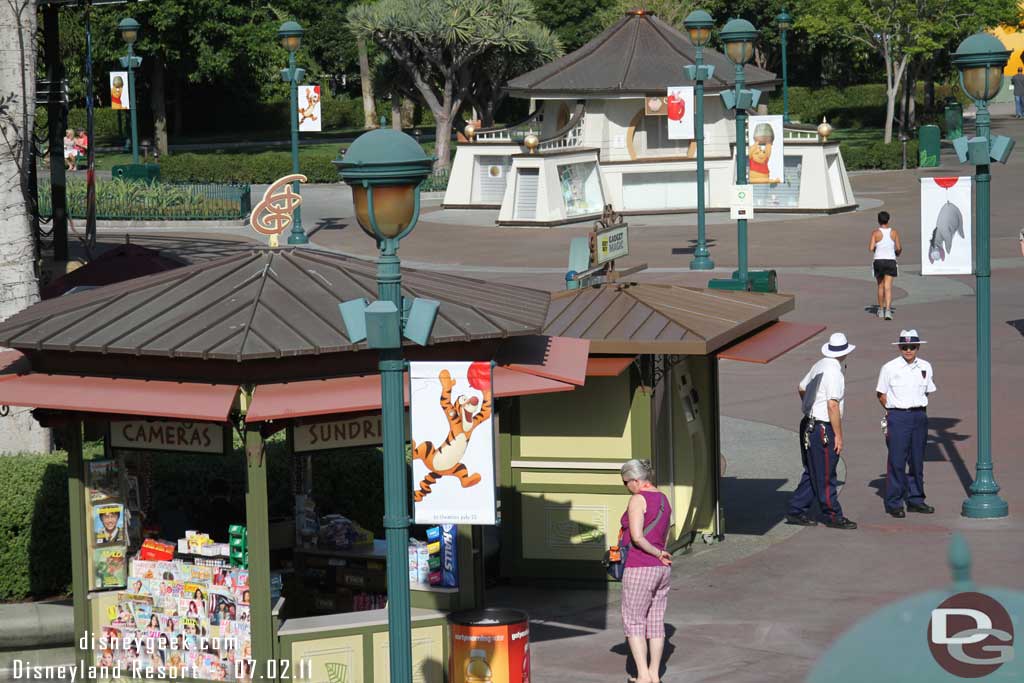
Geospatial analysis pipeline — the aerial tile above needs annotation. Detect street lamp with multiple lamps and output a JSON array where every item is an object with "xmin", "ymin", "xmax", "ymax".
[
  {"xmin": 278, "ymin": 20, "xmax": 309, "ymax": 245},
  {"xmin": 336, "ymin": 128, "xmax": 439, "ymax": 683},
  {"xmin": 708, "ymin": 18, "xmax": 761, "ymax": 291},
  {"xmin": 776, "ymin": 7, "xmax": 792, "ymax": 124},
  {"xmin": 117, "ymin": 17, "xmax": 142, "ymax": 164},
  {"xmin": 684, "ymin": 9, "xmax": 715, "ymax": 271},
  {"xmin": 951, "ymin": 32, "xmax": 1015, "ymax": 519}
]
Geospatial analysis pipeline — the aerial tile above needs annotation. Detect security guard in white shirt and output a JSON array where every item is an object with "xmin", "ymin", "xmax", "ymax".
[
  {"xmin": 786, "ymin": 332, "xmax": 858, "ymax": 530},
  {"xmin": 876, "ymin": 329, "xmax": 937, "ymax": 517}
]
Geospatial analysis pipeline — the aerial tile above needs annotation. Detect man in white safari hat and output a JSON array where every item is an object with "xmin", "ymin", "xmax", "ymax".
[
  {"xmin": 876, "ymin": 329, "xmax": 936, "ymax": 517},
  {"xmin": 786, "ymin": 332, "xmax": 858, "ymax": 530}
]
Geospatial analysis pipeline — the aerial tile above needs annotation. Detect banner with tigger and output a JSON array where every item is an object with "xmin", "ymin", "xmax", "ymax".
[{"xmin": 409, "ymin": 361, "xmax": 496, "ymax": 525}]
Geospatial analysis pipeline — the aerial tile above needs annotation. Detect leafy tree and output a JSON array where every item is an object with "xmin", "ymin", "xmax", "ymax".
[
  {"xmin": 797, "ymin": 0, "xmax": 1020, "ymax": 143},
  {"xmin": 531, "ymin": 0, "xmax": 607, "ymax": 52},
  {"xmin": 349, "ymin": 0, "xmax": 557, "ymax": 170}
]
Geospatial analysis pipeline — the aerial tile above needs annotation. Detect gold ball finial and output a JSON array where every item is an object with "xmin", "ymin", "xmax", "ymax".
[
  {"xmin": 464, "ymin": 124, "xmax": 476, "ymax": 141},
  {"xmin": 817, "ymin": 116, "xmax": 833, "ymax": 142},
  {"xmin": 523, "ymin": 132, "xmax": 540, "ymax": 154}
]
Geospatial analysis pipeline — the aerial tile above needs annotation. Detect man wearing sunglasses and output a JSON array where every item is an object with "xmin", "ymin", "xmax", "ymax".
[{"xmin": 876, "ymin": 329, "xmax": 937, "ymax": 517}]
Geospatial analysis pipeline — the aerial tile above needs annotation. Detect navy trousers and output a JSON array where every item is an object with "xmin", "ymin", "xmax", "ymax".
[
  {"xmin": 885, "ymin": 408, "xmax": 928, "ymax": 510},
  {"xmin": 788, "ymin": 417, "xmax": 844, "ymax": 521}
]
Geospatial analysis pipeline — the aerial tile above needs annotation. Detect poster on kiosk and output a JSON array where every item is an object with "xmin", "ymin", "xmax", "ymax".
[{"xmin": 410, "ymin": 361, "xmax": 496, "ymax": 525}]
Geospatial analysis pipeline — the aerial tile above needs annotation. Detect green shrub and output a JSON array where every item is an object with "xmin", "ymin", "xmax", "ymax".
[
  {"xmin": 320, "ymin": 93, "xmax": 364, "ymax": 130},
  {"xmin": 768, "ymin": 83, "xmax": 966, "ymax": 129},
  {"xmin": 0, "ymin": 453, "xmax": 71, "ymax": 601},
  {"xmin": 38, "ymin": 178, "xmax": 250, "ymax": 220},
  {"xmin": 840, "ymin": 138, "xmax": 919, "ymax": 171},
  {"xmin": 160, "ymin": 148, "xmax": 342, "ymax": 184},
  {"xmin": 36, "ymin": 107, "xmax": 125, "ymax": 145}
]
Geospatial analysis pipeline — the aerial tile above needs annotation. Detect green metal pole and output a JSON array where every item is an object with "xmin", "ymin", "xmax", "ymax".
[
  {"xmin": 962, "ymin": 102, "xmax": 1008, "ymax": 518},
  {"xmin": 66, "ymin": 423, "xmax": 90, "ymax": 662},
  {"xmin": 378, "ymin": 237, "xmax": 413, "ymax": 682},
  {"xmin": 735, "ymin": 63, "xmax": 749, "ymax": 282},
  {"xmin": 127, "ymin": 44, "xmax": 139, "ymax": 164},
  {"xmin": 690, "ymin": 46, "xmax": 714, "ymax": 270},
  {"xmin": 245, "ymin": 429, "xmax": 275, "ymax": 677},
  {"xmin": 781, "ymin": 28, "xmax": 790, "ymax": 124},
  {"xmin": 287, "ymin": 50, "xmax": 307, "ymax": 245}
]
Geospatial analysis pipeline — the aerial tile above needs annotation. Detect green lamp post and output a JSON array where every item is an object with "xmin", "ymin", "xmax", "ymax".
[
  {"xmin": 709, "ymin": 18, "xmax": 761, "ymax": 291},
  {"xmin": 952, "ymin": 32, "xmax": 1014, "ymax": 519},
  {"xmin": 278, "ymin": 20, "xmax": 308, "ymax": 244},
  {"xmin": 117, "ymin": 17, "xmax": 142, "ymax": 164},
  {"xmin": 684, "ymin": 9, "xmax": 716, "ymax": 271},
  {"xmin": 336, "ymin": 128, "xmax": 438, "ymax": 683},
  {"xmin": 776, "ymin": 7, "xmax": 792, "ymax": 124}
]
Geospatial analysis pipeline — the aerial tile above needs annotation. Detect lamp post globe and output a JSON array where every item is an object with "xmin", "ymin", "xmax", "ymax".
[
  {"xmin": 278, "ymin": 20, "xmax": 307, "ymax": 243},
  {"xmin": 720, "ymin": 17, "xmax": 757, "ymax": 65},
  {"xmin": 683, "ymin": 9, "xmax": 714, "ymax": 47},
  {"xmin": 775, "ymin": 7, "xmax": 792, "ymax": 30},
  {"xmin": 952, "ymin": 32, "xmax": 1012, "ymax": 520},
  {"xmin": 336, "ymin": 127, "xmax": 433, "ymax": 683},
  {"xmin": 684, "ymin": 9, "xmax": 716, "ymax": 271},
  {"xmin": 277, "ymin": 20, "xmax": 304, "ymax": 52},
  {"xmin": 118, "ymin": 17, "xmax": 142, "ymax": 164}
]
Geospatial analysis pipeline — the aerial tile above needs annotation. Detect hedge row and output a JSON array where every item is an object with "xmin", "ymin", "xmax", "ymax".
[
  {"xmin": 159, "ymin": 148, "xmax": 343, "ymax": 184},
  {"xmin": 35, "ymin": 107, "xmax": 125, "ymax": 145},
  {"xmin": 839, "ymin": 139, "xmax": 919, "ymax": 171},
  {"xmin": 0, "ymin": 442, "xmax": 385, "ymax": 602},
  {"xmin": 767, "ymin": 83, "xmax": 965, "ymax": 129}
]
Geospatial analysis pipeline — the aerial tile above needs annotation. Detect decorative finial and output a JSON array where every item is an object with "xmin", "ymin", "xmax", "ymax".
[
  {"xmin": 948, "ymin": 533, "xmax": 973, "ymax": 588},
  {"xmin": 523, "ymin": 132, "xmax": 540, "ymax": 154},
  {"xmin": 464, "ymin": 124, "xmax": 476, "ymax": 142},
  {"xmin": 817, "ymin": 116, "xmax": 833, "ymax": 142}
]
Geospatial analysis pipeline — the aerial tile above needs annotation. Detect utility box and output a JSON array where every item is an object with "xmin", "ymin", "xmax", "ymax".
[
  {"xmin": 111, "ymin": 163, "xmax": 161, "ymax": 183},
  {"xmin": 944, "ymin": 100, "xmax": 963, "ymax": 140},
  {"xmin": 918, "ymin": 125, "xmax": 941, "ymax": 168}
]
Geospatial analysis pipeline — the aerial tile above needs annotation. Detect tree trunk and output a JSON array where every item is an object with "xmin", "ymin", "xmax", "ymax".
[
  {"xmin": 357, "ymin": 37, "xmax": 377, "ymax": 129},
  {"xmin": 400, "ymin": 98, "xmax": 415, "ymax": 128},
  {"xmin": 391, "ymin": 93, "xmax": 401, "ymax": 130},
  {"xmin": 0, "ymin": 0, "xmax": 51, "ymax": 454},
  {"xmin": 150, "ymin": 55, "xmax": 168, "ymax": 156},
  {"xmin": 433, "ymin": 111, "xmax": 451, "ymax": 172}
]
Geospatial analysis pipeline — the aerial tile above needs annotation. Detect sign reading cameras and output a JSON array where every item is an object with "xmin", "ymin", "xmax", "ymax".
[{"xmin": 110, "ymin": 421, "xmax": 227, "ymax": 454}]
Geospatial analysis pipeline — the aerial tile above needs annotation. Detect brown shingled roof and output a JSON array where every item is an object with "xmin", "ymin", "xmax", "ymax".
[
  {"xmin": 507, "ymin": 10, "xmax": 777, "ymax": 97},
  {"xmin": 542, "ymin": 283, "xmax": 794, "ymax": 354},
  {"xmin": 0, "ymin": 248, "xmax": 550, "ymax": 361}
]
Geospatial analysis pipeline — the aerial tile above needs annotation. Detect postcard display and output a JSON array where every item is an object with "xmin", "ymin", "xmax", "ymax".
[{"xmin": 86, "ymin": 452, "xmax": 253, "ymax": 681}]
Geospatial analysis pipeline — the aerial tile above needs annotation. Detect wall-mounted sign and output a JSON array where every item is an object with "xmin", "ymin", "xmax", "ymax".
[
  {"xmin": 730, "ymin": 184, "xmax": 753, "ymax": 219},
  {"xmin": 595, "ymin": 224, "xmax": 629, "ymax": 264},
  {"xmin": 110, "ymin": 421, "xmax": 227, "ymax": 454},
  {"xmin": 411, "ymin": 361, "xmax": 496, "ymax": 525},
  {"xmin": 292, "ymin": 414, "xmax": 411, "ymax": 452}
]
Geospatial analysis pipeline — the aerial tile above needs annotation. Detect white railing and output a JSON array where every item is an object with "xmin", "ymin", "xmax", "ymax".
[
  {"xmin": 476, "ymin": 129, "xmax": 515, "ymax": 142},
  {"xmin": 538, "ymin": 115, "xmax": 586, "ymax": 151}
]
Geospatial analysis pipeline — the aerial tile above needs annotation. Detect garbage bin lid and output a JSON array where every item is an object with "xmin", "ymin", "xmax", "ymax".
[{"xmin": 448, "ymin": 608, "xmax": 529, "ymax": 626}]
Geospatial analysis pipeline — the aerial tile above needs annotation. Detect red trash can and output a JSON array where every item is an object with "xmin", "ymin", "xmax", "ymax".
[{"xmin": 448, "ymin": 608, "xmax": 530, "ymax": 683}]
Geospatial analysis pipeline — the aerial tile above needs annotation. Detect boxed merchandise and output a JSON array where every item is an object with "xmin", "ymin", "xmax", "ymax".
[
  {"xmin": 426, "ymin": 525, "xmax": 458, "ymax": 588},
  {"xmin": 138, "ymin": 539, "xmax": 175, "ymax": 561}
]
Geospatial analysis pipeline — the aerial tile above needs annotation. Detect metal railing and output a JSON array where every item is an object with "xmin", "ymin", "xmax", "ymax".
[
  {"xmin": 539, "ymin": 114, "xmax": 586, "ymax": 151},
  {"xmin": 37, "ymin": 179, "xmax": 251, "ymax": 220}
]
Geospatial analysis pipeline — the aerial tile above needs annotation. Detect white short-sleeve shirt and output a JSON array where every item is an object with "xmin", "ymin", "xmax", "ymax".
[
  {"xmin": 876, "ymin": 357, "xmax": 936, "ymax": 408},
  {"xmin": 800, "ymin": 357, "xmax": 845, "ymax": 421}
]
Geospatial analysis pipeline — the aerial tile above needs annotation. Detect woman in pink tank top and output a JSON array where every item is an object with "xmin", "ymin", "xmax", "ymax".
[{"xmin": 618, "ymin": 459, "xmax": 673, "ymax": 683}]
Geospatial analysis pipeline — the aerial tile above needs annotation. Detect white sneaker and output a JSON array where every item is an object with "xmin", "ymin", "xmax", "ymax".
[
  {"xmin": 885, "ymin": 308, "xmax": 893, "ymax": 320},
  {"xmin": 877, "ymin": 307, "xmax": 885, "ymax": 319}
]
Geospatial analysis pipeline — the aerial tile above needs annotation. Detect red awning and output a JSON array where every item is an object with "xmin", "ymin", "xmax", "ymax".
[
  {"xmin": 0, "ymin": 372, "xmax": 238, "ymax": 421},
  {"xmin": 245, "ymin": 367, "xmax": 575, "ymax": 423},
  {"xmin": 586, "ymin": 356, "xmax": 636, "ymax": 377},
  {"xmin": 717, "ymin": 321, "xmax": 826, "ymax": 364},
  {"xmin": 494, "ymin": 335, "xmax": 590, "ymax": 386}
]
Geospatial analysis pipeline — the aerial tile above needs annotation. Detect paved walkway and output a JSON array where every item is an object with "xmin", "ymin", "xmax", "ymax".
[{"xmin": 69, "ymin": 116, "xmax": 1024, "ymax": 682}]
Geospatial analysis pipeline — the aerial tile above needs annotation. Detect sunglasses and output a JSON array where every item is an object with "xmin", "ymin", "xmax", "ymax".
[{"xmin": 899, "ymin": 344, "xmax": 919, "ymax": 351}]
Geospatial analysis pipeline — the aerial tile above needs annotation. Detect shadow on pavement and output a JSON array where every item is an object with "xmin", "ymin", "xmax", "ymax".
[
  {"xmin": 719, "ymin": 476, "xmax": 790, "ymax": 535},
  {"xmin": 308, "ymin": 217, "xmax": 350, "ymax": 237},
  {"xmin": 671, "ymin": 239, "xmax": 718, "ymax": 255},
  {"xmin": 1007, "ymin": 319, "xmax": 1024, "ymax": 336},
  {"xmin": 610, "ymin": 623, "xmax": 678, "ymax": 680}
]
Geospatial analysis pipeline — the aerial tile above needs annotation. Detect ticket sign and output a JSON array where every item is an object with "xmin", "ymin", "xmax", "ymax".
[
  {"xmin": 595, "ymin": 224, "xmax": 629, "ymax": 264},
  {"xmin": 110, "ymin": 421, "xmax": 227, "ymax": 454},
  {"xmin": 293, "ymin": 414, "xmax": 411, "ymax": 453},
  {"xmin": 730, "ymin": 184, "xmax": 754, "ymax": 219}
]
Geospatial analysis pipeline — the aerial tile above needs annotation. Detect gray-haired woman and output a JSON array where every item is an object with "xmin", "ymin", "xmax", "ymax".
[{"xmin": 618, "ymin": 459, "xmax": 673, "ymax": 683}]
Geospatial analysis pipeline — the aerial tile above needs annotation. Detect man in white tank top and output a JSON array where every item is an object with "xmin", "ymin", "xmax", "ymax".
[{"xmin": 869, "ymin": 211, "xmax": 902, "ymax": 320}]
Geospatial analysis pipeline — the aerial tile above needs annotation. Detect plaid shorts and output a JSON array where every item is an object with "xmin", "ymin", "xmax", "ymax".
[{"xmin": 621, "ymin": 565, "xmax": 672, "ymax": 638}]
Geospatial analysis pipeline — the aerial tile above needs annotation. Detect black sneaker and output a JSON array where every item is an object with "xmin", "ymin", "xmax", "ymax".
[
  {"xmin": 907, "ymin": 502, "xmax": 935, "ymax": 514},
  {"xmin": 886, "ymin": 507, "xmax": 906, "ymax": 518},
  {"xmin": 824, "ymin": 516, "xmax": 858, "ymax": 530},
  {"xmin": 785, "ymin": 513, "xmax": 818, "ymax": 526}
]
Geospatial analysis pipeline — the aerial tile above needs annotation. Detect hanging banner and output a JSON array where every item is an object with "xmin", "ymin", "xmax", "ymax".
[
  {"xmin": 921, "ymin": 176, "xmax": 972, "ymax": 275},
  {"xmin": 297, "ymin": 84, "xmax": 322, "ymax": 132},
  {"xmin": 109, "ymin": 71, "xmax": 129, "ymax": 110},
  {"xmin": 410, "ymin": 361, "xmax": 496, "ymax": 525},
  {"xmin": 747, "ymin": 115, "xmax": 784, "ymax": 184},
  {"xmin": 666, "ymin": 86, "xmax": 695, "ymax": 140}
]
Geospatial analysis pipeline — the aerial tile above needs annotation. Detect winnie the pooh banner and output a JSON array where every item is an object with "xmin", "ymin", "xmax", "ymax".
[
  {"xmin": 410, "ymin": 361, "xmax": 496, "ymax": 525},
  {"xmin": 747, "ymin": 115, "xmax": 784, "ymax": 184},
  {"xmin": 665, "ymin": 86, "xmax": 695, "ymax": 140}
]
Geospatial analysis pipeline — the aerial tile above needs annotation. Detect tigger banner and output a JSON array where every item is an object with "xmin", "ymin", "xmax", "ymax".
[{"xmin": 410, "ymin": 361, "xmax": 496, "ymax": 525}]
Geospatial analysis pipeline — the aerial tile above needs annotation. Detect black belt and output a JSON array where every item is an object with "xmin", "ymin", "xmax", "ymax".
[{"xmin": 889, "ymin": 407, "xmax": 926, "ymax": 411}]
